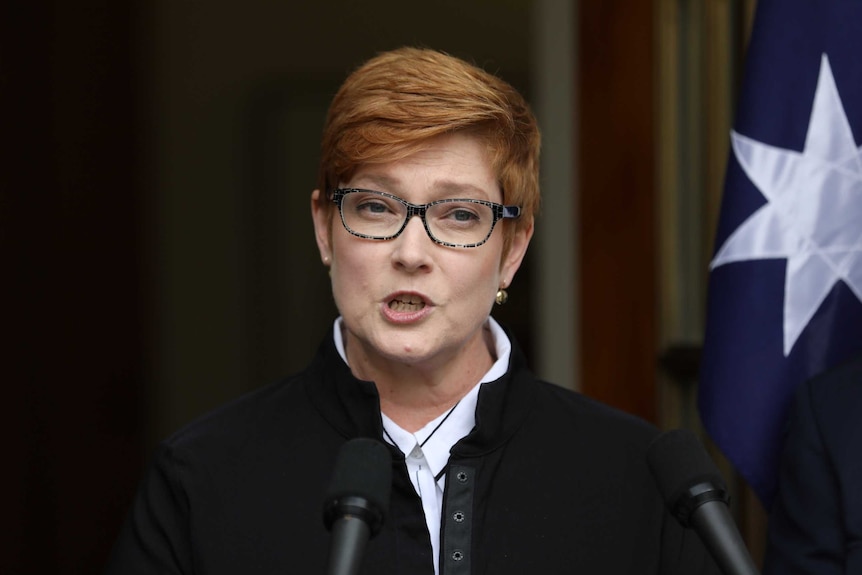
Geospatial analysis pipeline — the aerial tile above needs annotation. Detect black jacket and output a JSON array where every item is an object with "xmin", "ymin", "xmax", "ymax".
[
  {"xmin": 764, "ymin": 355, "xmax": 862, "ymax": 575},
  {"xmin": 105, "ymin": 329, "xmax": 719, "ymax": 574}
]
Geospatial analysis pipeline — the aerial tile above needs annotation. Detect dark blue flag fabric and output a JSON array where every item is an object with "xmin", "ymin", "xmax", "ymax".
[{"xmin": 698, "ymin": 0, "xmax": 862, "ymax": 509}]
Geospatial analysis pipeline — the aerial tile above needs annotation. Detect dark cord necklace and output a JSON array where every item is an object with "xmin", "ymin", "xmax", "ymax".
[
  {"xmin": 420, "ymin": 399, "xmax": 461, "ymax": 447},
  {"xmin": 382, "ymin": 399, "xmax": 462, "ymax": 449}
]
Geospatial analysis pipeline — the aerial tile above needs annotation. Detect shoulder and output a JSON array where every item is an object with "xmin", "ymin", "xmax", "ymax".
[
  {"xmin": 798, "ymin": 354, "xmax": 862, "ymax": 425},
  {"xmin": 793, "ymin": 355, "xmax": 862, "ymax": 475},
  {"xmin": 536, "ymin": 377, "xmax": 656, "ymax": 429},
  {"xmin": 520, "ymin": 373, "xmax": 660, "ymax": 454},
  {"xmin": 162, "ymin": 371, "xmax": 315, "ymax": 458},
  {"xmin": 500, "ymin": 328, "xmax": 659, "ymax": 450},
  {"xmin": 807, "ymin": 354, "xmax": 862, "ymax": 398},
  {"xmin": 162, "ymin": 330, "xmax": 350, "ymax": 454}
]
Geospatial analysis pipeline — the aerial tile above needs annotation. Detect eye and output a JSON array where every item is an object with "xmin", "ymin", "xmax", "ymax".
[
  {"xmin": 435, "ymin": 202, "xmax": 484, "ymax": 226},
  {"xmin": 356, "ymin": 199, "xmax": 390, "ymax": 214},
  {"xmin": 448, "ymin": 208, "xmax": 480, "ymax": 222},
  {"xmin": 347, "ymin": 192, "xmax": 401, "ymax": 219},
  {"xmin": 440, "ymin": 202, "xmax": 480, "ymax": 219}
]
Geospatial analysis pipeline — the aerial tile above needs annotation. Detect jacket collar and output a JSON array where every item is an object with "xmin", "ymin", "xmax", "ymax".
[{"xmin": 303, "ymin": 326, "xmax": 538, "ymax": 457}]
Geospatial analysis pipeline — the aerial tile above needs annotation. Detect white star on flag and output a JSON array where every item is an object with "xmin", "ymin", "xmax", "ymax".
[{"xmin": 710, "ymin": 54, "xmax": 862, "ymax": 356}]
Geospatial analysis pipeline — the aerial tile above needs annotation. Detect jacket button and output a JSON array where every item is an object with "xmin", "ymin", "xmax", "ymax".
[
  {"xmin": 453, "ymin": 511, "xmax": 465, "ymax": 522},
  {"xmin": 456, "ymin": 471, "xmax": 468, "ymax": 483},
  {"xmin": 452, "ymin": 550, "xmax": 464, "ymax": 561}
]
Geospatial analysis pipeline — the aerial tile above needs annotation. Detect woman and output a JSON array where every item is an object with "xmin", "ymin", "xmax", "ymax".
[{"xmin": 105, "ymin": 47, "xmax": 718, "ymax": 574}]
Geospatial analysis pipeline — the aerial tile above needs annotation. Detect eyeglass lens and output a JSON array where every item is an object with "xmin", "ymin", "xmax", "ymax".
[{"xmin": 340, "ymin": 190, "xmax": 497, "ymax": 246}]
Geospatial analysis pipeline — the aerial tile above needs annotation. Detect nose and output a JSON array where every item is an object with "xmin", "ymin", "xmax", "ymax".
[{"xmin": 391, "ymin": 215, "xmax": 433, "ymax": 272}]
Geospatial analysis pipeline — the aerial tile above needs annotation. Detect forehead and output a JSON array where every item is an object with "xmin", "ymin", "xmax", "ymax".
[{"xmin": 345, "ymin": 133, "xmax": 500, "ymax": 201}]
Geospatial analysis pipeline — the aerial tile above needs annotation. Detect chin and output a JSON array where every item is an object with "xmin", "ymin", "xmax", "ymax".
[
  {"xmin": 378, "ymin": 340, "xmax": 435, "ymax": 363},
  {"xmin": 371, "ymin": 333, "xmax": 445, "ymax": 364}
]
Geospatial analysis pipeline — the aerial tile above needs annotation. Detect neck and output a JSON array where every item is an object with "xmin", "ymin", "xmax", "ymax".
[
  {"xmin": 346, "ymin": 327, "xmax": 495, "ymax": 433},
  {"xmin": 377, "ymin": 374, "xmax": 481, "ymax": 433}
]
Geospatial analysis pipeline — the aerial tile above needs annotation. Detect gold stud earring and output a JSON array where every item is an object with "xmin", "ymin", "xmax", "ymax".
[{"xmin": 495, "ymin": 288, "xmax": 508, "ymax": 305}]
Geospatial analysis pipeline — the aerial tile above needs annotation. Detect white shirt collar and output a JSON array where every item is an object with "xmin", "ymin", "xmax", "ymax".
[
  {"xmin": 332, "ymin": 315, "xmax": 511, "ymax": 384},
  {"xmin": 332, "ymin": 315, "xmax": 512, "ymax": 469}
]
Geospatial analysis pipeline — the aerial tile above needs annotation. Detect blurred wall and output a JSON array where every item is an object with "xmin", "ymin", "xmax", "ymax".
[{"xmin": 4, "ymin": 3, "xmax": 145, "ymax": 574}]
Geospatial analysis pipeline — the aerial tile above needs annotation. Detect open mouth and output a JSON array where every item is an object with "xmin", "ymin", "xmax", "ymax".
[{"xmin": 388, "ymin": 294, "xmax": 427, "ymax": 312}]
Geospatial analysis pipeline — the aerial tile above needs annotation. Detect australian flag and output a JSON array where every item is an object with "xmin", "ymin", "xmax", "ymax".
[{"xmin": 698, "ymin": 0, "xmax": 862, "ymax": 509}]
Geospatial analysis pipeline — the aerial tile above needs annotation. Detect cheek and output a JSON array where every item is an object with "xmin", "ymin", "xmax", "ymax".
[
  {"xmin": 331, "ymin": 267, "xmax": 370, "ymax": 320},
  {"xmin": 330, "ymin": 240, "xmax": 377, "ymax": 304},
  {"xmin": 450, "ymin": 254, "xmax": 502, "ymax": 299}
]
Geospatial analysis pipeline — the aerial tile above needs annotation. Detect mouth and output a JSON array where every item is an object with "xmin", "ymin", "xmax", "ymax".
[{"xmin": 387, "ymin": 293, "xmax": 428, "ymax": 313}]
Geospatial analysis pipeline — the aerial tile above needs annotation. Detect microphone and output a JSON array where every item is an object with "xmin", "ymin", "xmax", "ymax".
[
  {"xmin": 647, "ymin": 429, "xmax": 759, "ymax": 575},
  {"xmin": 323, "ymin": 438, "xmax": 392, "ymax": 575}
]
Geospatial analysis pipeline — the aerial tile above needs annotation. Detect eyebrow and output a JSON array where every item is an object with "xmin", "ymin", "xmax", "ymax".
[{"xmin": 348, "ymin": 174, "xmax": 495, "ymax": 201}]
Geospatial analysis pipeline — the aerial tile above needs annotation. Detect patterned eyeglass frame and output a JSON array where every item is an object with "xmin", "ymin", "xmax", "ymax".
[{"xmin": 330, "ymin": 188, "xmax": 521, "ymax": 248}]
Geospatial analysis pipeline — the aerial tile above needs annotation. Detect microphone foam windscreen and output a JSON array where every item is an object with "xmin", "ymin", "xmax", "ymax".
[
  {"xmin": 326, "ymin": 438, "xmax": 392, "ymax": 515},
  {"xmin": 646, "ymin": 429, "xmax": 726, "ymax": 509}
]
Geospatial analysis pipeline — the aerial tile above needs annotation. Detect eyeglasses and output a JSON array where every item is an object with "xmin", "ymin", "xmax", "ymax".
[{"xmin": 331, "ymin": 188, "xmax": 521, "ymax": 248}]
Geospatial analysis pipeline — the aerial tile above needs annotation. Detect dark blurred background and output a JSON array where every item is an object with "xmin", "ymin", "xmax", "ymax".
[{"xmin": 3, "ymin": 1, "xmax": 756, "ymax": 573}]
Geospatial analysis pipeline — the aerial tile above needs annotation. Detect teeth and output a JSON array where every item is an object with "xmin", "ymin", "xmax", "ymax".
[{"xmin": 389, "ymin": 295, "xmax": 426, "ymax": 312}]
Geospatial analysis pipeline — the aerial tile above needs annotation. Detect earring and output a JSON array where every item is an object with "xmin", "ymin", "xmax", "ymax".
[
  {"xmin": 495, "ymin": 288, "xmax": 508, "ymax": 305},
  {"xmin": 323, "ymin": 256, "xmax": 330, "ymax": 265}
]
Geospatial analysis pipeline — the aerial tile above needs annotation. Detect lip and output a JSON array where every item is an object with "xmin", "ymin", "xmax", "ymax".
[{"xmin": 381, "ymin": 291, "xmax": 434, "ymax": 324}]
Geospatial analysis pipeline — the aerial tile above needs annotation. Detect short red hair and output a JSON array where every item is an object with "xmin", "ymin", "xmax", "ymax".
[{"xmin": 317, "ymin": 47, "xmax": 540, "ymax": 252}]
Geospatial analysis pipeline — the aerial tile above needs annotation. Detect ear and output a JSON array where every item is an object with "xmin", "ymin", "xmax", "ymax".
[
  {"xmin": 310, "ymin": 189, "xmax": 333, "ymax": 264},
  {"xmin": 500, "ymin": 219, "xmax": 534, "ymax": 286}
]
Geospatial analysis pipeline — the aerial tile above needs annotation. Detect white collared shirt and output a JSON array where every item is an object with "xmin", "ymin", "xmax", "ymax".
[{"xmin": 333, "ymin": 317, "xmax": 511, "ymax": 575}]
